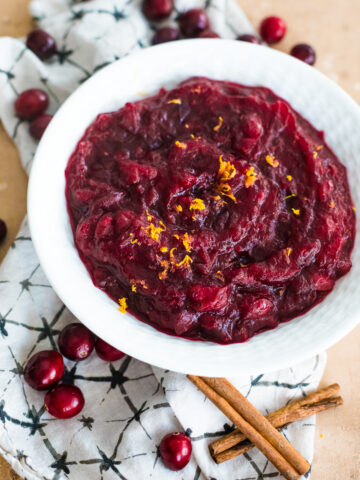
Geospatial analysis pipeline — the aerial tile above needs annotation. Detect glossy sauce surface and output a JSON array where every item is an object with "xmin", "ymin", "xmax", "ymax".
[{"xmin": 66, "ymin": 77, "xmax": 355, "ymax": 343}]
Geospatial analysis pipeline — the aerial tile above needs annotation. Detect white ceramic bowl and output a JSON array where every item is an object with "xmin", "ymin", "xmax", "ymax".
[{"xmin": 28, "ymin": 40, "xmax": 360, "ymax": 377}]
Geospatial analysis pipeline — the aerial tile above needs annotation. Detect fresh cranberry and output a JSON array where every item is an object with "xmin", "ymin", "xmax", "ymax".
[
  {"xmin": 152, "ymin": 27, "xmax": 180, "ymax": 45},
  {"xmin": 95, "ymin": 338, "xmax": 126, "ymax": 362},
  {"xmin": 178, "ymin": 9, "xmax": 209, "ymax": 38},
  {"xmin": 0, "ymin": 219, "xmax": 7, "ymax": 243},
  {"xmin": 260, "ymin": 16, "xmax": 286, "ymax": 44},
  {"xmin": 237, "ymin": 34, "xmax": 262, "ymax": 44},
  {"xmin": 24, "ymin": 350, "xmax": 64, "ymax": 391},
  {"xmin": 159, "ymin": 432, "xmax": 192, "ymax": 471},
  {"xmin": 14, "ymin": 89, "xmax": 49, "ymax": 120},
  {"xmin": 142, "ymin": 0, "xmax": 173, "ymax": 21},
  {"xmin": 29, "ymin": 114, "xmax": 53, "ymax": 140},
  {"xmin": 45, "ymin": 384, "xmax": 85, "ymax": 419},
  {"xmin": 58, "ymin": 323, "xmax": 95, "ymax": 361},
  {"xmin": 197, "ymin": 30, "xmax": 220, "ymax": 38},
  {"xmin": 290, "ymin": 43, "xmax": 316, "ymax": 65},
  {"xmin": 26, "ymin": 29, "xmax": 57, "ymax": 61}
]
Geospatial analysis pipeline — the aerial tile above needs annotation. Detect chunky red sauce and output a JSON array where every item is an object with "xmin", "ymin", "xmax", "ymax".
[{"xmin": 65, "ymin": 77, "xmax": 355, "ymax": 344}]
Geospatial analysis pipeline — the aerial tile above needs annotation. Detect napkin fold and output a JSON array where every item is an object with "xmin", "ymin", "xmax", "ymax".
[{"xmin": 0, "ymin": 1, "xmax": 326, "ymax": 479}]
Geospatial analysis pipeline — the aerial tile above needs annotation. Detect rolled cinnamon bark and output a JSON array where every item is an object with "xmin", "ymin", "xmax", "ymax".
[
  {"xmin": 202, "ymin": 377, "xmax": 310, "ymax": 476},
  {"xmin": 209, "ymin": 383, "xmax": 340, "ymax": 457},
  {"xmin": 213, "ymin": 396, "xmax": 343, "ymax": 464},
  {"xmin": 188, "ymin": 375, "xmax": 302, "ymax": 480}
]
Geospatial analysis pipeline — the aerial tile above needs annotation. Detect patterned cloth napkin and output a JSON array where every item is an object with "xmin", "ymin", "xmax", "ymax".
[{"xmin": 0, "ymin": 1, "xmax": 327, "ymax": 479}]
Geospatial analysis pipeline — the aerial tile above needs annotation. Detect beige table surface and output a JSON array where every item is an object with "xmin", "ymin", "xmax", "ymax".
[{"xmin": 0, "ymin": 0, "xmax": 359, "ymax": 478}]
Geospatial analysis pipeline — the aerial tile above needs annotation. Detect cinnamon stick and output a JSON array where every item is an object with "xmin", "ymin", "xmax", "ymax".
[
  {"xmin": 202, "ymin": 377, "xmax": 310, "ymax": 476},
  {"xmin": 188, "ymin": 375, "xmax": 302, "ymax": 480},
  {"xmin": 210, "ymin": 383, "xmax": 341, "ymax": 457},
  {"xmin": 213, "ymin": 396, "xmax": 343, "ymax": 464}
]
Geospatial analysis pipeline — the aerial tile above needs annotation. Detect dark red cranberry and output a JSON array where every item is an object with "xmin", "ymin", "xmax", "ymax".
[
  {"xmin": 0, "ymin": 219, "xmax": 7, "ymax": 243},
  {"xmin": 197, "ymin": 30, "xmax": 220, "ymax": 38},
  {"xmin": 290, "ymin": 43, "xmax": 316, "ymax": 65},
  {"xmin": 237, "ymin": 34, "xmax": 262, "ymax": 44},
  {"xmin": 14, "ymin": 89, "xmax": 49, "ymax": 120},
  {"xmin": 45, "ymin": 384, "xmax": 85, "ymax": 419},
  {"xmin": 29, "ymin": 114, "xmax": 53, "ymax": 140},
  {"xmin": 24, "ymin": 350, "xmax": 64, "ymax": 391},
  {"xmin": 178, "ymin": 9, "xmax": 209, "ymax": 38},
  {"xmin": 58, "ymin": 323, "xmax": 95, "ymax": 361},
  {"xmin": 95, "ymin": 338, "xmax": 126, "ymax": 362},
  {"xmin": 260, "ymin": 16, "xmax": 286, "ymax": 44},
  {"xmin": 152, "ymin": 27, "xmax": 180, "ymax": 45},
  {"xmin": 142, "ymin": 0, "xmax": 173, "ymax": 21},
  {"xmin": 159, "ymin": 432, "xmax": 192, "ymax": 471},
  {"xmin": 26, "ymin": 29, "xmax": 57, "ymax": 61}
]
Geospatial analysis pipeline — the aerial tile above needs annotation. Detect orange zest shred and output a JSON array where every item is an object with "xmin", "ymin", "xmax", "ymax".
[
  {"xmin": 185, "ymin": 123, "xmax": 189, "ymax": 129},
  {"xmin": 167, "ymin": 98, "xmax": 181, "ymax": 104},
  {"xmin": 244, "ymin": 166, "xmax": 257, "ymax": 188},
  {"xmin": 158, "ymin": 260, "xmax": 169, "ymax": 280},
  {"xmin": 284, "ymin": 247, "xmax": 292, "ymax": 264},
  {"xmin": 175, "ymin": 141, "xmax": 187, "ymax": 149},
  {"xmin": 284, "ymin": 193, "xmax": 296, "ymax": 200},
  {"xmin": 176, "ymin": 204, "xmax": 183, "ymax": 212},
  {"xmin": 131, "ymin": 284, "xmax": 137, "ymax": 292},
  {"xmin": 146, "ymin": 210, "xmax": 153, "ymax": 222},
  {"xmin": 169, "ymin": 247, "xmax": 177, "ymax": 265},
  {"xmin": 192, "ymin": 86, "xmax": 201, "ymax": 93},
  {"xmin": 189, "ymin": 198, "xmax": 205, "ymax": 211},
  {"xmin": 292, "ymin": 208, "xmax": 300, "ymax": 216},
  {"xmin": 176, "ymin": 255, "xmax": 193, "ymax": 270},
  {"xmin": 278, "ymin": 289, "xmax": 284, "ymax": 295},
  {"xmin": 160, "ymin": 246, "xmax": 168, "ymax": 253},
  {"xmin": 216, "ymin": 270, "xmax": 224, "ymax": 281},
  {"xmin": 313, "ymin": 151, "xmax": 318, "ymax": 159},
  {"xmin": 286, "ymin": 175, "xmax": 293, "ymax": 181},
  {"xmin": 213, "ymin": 116, "xmax": 223, "ymax": 132},
  {"xmin": 129, "ymin": 232, "xmax": 138, "ymax": 245},
  {"xmin": 172, "ymin": 234, "xmax": 180, "ymax": 240},
  {"xmin": 118, "ymin": 297, "xmax": 128, "ymax": 314},
  {"xmin": 182, "ymin": 232, "xmax": 192, "ymax": 252},
  {"xmin": 218, "ymin": 155, "xmax": 236, "ymax": 181},
  {"xmin": 265, "ymin": 155, "xmax": 279, "ymax": 168},
  {"xmin": 329, "ymin": 201, "xmax": 335, "ymax": 208},
  {"xmin": 215, "ymin": 155, "xmax": 237, "ymax": 201},
  {"xmin": 352, "ymin": 206, "xmax": 356, "ymax": 211},
  {"xmin": 316, "ymin": 145, "xmax": 323, "ymax": 151},
  {"xmin": 144, "ymin": 223, "xmax": 164, "ymax": 242}
]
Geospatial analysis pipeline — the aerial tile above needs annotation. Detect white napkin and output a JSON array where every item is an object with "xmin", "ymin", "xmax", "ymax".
[{"xmin": 0, "ymin": 1, "xmax": 326, "ymax": 479}]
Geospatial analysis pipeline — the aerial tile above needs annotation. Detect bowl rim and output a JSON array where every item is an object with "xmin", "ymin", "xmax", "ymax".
[{"xmin": 28, "ymin": 39, "xmax": 360, "ymax": 376}]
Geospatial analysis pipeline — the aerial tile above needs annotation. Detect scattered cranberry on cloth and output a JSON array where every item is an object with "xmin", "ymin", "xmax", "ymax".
[{"xmin": 0, "ymin": 1, "xmax": 326, "ymax": 479}]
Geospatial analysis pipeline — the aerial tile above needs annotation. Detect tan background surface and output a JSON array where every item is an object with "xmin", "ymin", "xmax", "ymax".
[{"xmin": 0, "ymin": 0, "xmax": 359, "ymax": 478}]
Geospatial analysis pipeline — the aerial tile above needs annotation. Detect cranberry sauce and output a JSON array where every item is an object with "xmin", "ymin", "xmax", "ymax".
[{"xmin": 65, "ymin": 77, "xmax": 355, "ymax": 344}]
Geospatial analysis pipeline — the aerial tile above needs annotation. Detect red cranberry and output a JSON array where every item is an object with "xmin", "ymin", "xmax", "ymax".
[
  {"xmin": 260, "ymin": 16, "xmax": 286, "ymax": 44},
  {"xmin": 95, "ymin": 338, "xmax": 126, "ymax": 362},
  {"xmin": 142, "ymin": 0, "xmax": 173, "ymax": 21},
  {"xmin": 197, "ymin": 30, "xmax": 220, "ymax": 38},
  {"xmin": 0, "ymin": 219, "xmax": 7, "ymax": 243},
  {"xmin": 26, "ymin": 29, "xmax": 57, "ymax": 61},
  {"xmin": 45, "ymin": 384, "xmax": 85, "ymax": 419},
  {"xmin": 178, "ymin": 9, "xmax": 210, "ymax": 38},
  {"xmin": 237, "ymin": 34, "xmax": 262, "ymax": 44},
  {"xmin": 159, "ymin": 432, "xmax": 192, "ymax": 471},
  {"xmin": 29, "ymin": 114, "xmax": 53, "ymax": 140},
  {"xmin": 290, "ymin": 43, "xmax": 316, "ymax": 65},
  {"xmin": 152, "ymin": 27, "xmax": 180, "ymax": 45},
  {"xmin": 24, "ymin": 350, "xmax": 64, "ymax": 391},
  {"xmin": 58, "ymin": 323, "xmax": 95, "ymax": 361},
  {"xmin": 14, "ymin": 89, "xmax": 49, "ymax": 120}
]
